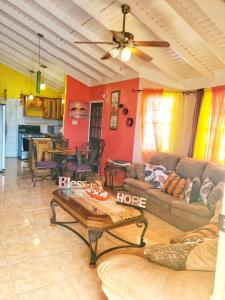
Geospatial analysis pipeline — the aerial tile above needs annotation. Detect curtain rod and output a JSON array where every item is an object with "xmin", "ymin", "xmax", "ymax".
[{"xmin": 135, "ymin": 89, "xmax": 196, "ymax": 95}]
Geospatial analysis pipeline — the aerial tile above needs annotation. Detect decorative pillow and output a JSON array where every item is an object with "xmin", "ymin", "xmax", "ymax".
[
  {"xmin": 161, "ymin": 172, "xmax": 190, "ymax": 199},
  {"xmin": 144, "ymin": 164, "xmax": 167, "ymax": 187},
  {"xmin": 199, "ymin": 177, "xmax": 214, "ymax": 205},
  {"xmin": 185, "ymin": 177, "xmax": 201, "ymax": 203},
  {"xmin": 186, "ymin": 238, "xmax": 218, "ymax": 271},
  {"xmin": 170, "ymin": 223, "xmax": 219, "ymax": 244},
  {"xmin": 207, "ymin": 181, "xmax": 224, "ymax": 213},
  {"xmin": 144, "ymin": 242, "xmax": 198, "ymax": 271}
]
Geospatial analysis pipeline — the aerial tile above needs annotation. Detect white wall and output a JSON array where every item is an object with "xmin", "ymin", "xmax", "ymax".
[{"xmin": 5, "ymin": 99, "xmax": 62, "ymax": 157}]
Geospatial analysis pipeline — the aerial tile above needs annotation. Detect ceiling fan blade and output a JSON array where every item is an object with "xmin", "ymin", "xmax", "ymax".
[
  {"xmin": 134, "ymin": 41, "xmax": 170, "ymax": 47},
  {"xmin": 131, "ymin": 48, "xmax": 152, "ymax": 61},
  {"xmin": 74, "ymin": 41, "xmax": 114, "ymax": 45},
  {"xmin": 101, "ymin": 52, "xmax": 112, "ymax": 60}
]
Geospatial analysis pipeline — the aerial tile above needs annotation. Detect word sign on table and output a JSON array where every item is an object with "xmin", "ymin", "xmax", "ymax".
[
  {"xmin": 116, "ymin": 193, "xmax": 147, "ymax": 209},
  {"xmin": 58, "ymin": 177, "xmax": 87, "ymax": 189}
]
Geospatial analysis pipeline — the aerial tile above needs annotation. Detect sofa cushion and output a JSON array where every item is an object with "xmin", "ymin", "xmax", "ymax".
[
  {"xmin": 199, "ymin": 177, "xmax": 215, "ymax": 205},
  {"xmin": 146, "ymin": 189, "xmax": 176, "ymax": 211},
  {"xmin": 202, "ymin": 162, "xmax": 225, "ymax": 185},
  {"xmin": 186, "ymin": 238, "xmax": 218, "ymax": 272},
  {"xmin": 126, "ymin": 164, "xmax": 137, "ymax": 179},
  {"xmin": 135, "ymin": 163, "xmax": 145, "ymax": 181},
  {"xmin": 185, "ymin": 177, "xmax": 201, "ymax": 203},
  {"xmin": 98, "ymin": 254, "xmax": 215, "ymax": 300},
  {"xmin": 171, "ymin": 201, "xmax": 211, "ymax": 218},
  {"xmin": 150, "ymin": 152, "xmax": 181, "ymax": 171},
  {"xmin": 124, "ymin": 178, "xmax": 154, "ymax": 192},
  {"xmin": 144, "ymin": 242, "xmax": 197, "ymax": 271},
  {"xmin": 210, "ymin": 199, "xmax": 223, "ymax": 223},
  {"xmin": 207, "ymin": 181, "xmax": 224, "ymax": 213},
  {"xmin": 175, "ymin": 157, "xmax": 207, "ymax": 179}
]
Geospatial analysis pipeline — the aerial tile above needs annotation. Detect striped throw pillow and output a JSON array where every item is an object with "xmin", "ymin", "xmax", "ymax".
[{"xmin": 162, "ymin": 172, "xmax": 190, "ymax": 199}]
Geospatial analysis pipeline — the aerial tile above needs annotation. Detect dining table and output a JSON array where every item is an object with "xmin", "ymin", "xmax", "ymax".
[{"xmin": 44, "ymin": 148, "xmax": 89, "ymax": 178}]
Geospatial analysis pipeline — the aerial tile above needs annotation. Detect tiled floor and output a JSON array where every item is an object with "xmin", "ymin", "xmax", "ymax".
[{"xmin": 0, "ymin": 159, "xmax": 182, "ymax": 299}]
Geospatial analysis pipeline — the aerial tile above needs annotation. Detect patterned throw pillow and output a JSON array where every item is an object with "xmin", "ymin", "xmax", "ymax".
[
  {"xmin": 185, "ymin": 177, "xmax": 201, "ymax": 203},
  {"xmin": 170, "ymin": 223, "xmax": 219, "ymax": 244},
  {"xmin": 144, "ymin": 164, "xmax": 168, "ymax": 189},
  {"xmin": 162, "ymin": 172, "xmax": 190, "ymax": 199},
  {"xmin": 199, "ymin": 177, "xmax": 215, "ymax": 205},
  {"xmin": 144, "ymin": 242, "xmax": 198, "ymax": 271}
]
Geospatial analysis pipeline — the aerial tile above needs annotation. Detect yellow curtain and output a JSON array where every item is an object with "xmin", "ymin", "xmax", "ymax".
[
  {"xmin": 194, "ymin": 87, "xmax": 225, "ymax": 164},
  {"xmin": 193, "ymin": 89, "xmax": 212, "ymax": 160},
  {"xmin": 162, "ymin": 91, "xmax": 185, "ymax": 154},
  {"xmin": 141, "ymin": 90, "xmax": 185, "ymax": 161}
]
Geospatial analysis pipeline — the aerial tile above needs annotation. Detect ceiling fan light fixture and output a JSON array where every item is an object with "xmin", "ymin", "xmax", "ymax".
[
  {"xmin": 109, "ymin": 48, "xmax": 120, "ymax": 58},
  {"xmin": 121, "ymin": 46, "xmax": 132, "ymax": 61}
]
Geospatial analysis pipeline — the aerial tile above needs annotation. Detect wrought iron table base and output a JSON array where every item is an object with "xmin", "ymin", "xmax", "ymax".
[{"xmin": 50, "ymin": 200, "xmax": 148, "ymax": 266}]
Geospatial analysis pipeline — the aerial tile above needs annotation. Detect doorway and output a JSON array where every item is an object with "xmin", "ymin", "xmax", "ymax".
[{"xmin": 88, "ymin": 101, "xmax": 103, "ymax": 143}]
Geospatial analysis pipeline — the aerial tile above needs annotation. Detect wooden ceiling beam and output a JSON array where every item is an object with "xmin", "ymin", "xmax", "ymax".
[
  {"xmin": 1, "ymin": 1, "xmax": 102, "ymax": 82},
  {"xmin": 0, "ymin": 56, "xmax": 61, "ymax": 91},
  {"xmin": 166, "ymin": 0, "xmax": 225, "ymax": 66},
  {"xmin": 72, "ymin": 0, "xmax": 184, "ymax": 84},
  {"xmin": 120, "ymin": 0, "xmax": 213, "ymax": 80},
  {"xmin": 30, "ymin": 0, "xmax": 124, "ymax": 77},
  {"xmin": 0, "ymin": 41, "xmax": 64, "ymax": 87}
]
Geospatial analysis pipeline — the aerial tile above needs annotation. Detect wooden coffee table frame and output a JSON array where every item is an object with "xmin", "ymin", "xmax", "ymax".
[{"xmin": 50, "ymin": 190, "xmax": 148, "ymax": 266}]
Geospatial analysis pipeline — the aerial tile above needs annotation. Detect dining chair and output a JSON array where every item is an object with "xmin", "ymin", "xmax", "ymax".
[
  {"xmin": 32, "ymin": 141, "xmax": 59, "ymax": 187},
  {"xmin": 72, "ymin": 148, "xmax": 98, "ymax": 182},
  {"xmin": 91, "ymin": 139, "xmax": 105, "ymax": 179}
]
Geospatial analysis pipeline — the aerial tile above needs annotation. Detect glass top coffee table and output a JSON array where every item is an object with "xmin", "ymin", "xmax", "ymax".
[{"xmin": 51, "ymin": 189, "xmax": 148, "ymax": 266}]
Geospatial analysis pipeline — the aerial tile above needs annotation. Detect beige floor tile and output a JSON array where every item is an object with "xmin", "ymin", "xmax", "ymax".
[
  {"xmin": 0, "ymin": 243, "xmax": 7, "ymax": 268},
  {"xmin": 24, "ymin": 208, "xmax": 51, "ymax": 223},
  {"xmin": 0, "ymin": 211, "xmax": 28, "ymax": 228},
  {"xmin": 52, "ymin": 247, "xmax": 91, "ymax": 278},
  {"xmin": 9, "ymin": 256, "xmax": 65, "ymax": 294},
  {"xmin": 3, "ymin": 237, "xmax": 50, "ymax": 265},
  {"xmin": 17, "ymin": 281, "xmax": 79, "ymax": 300},
  {"xmin": 41, "ymin": 226, "xmax": 84, "ymax": 254},
  {"xmin": 0, "ymin": 266, "xmax": 15, "ymax": 299},
  {"xmin": 0, "ymin": 224, "xmax": 36, "ymax": 244},
  {"xmin": 69, "ymin": 271, "xmax": 107, "ymax": 300}
]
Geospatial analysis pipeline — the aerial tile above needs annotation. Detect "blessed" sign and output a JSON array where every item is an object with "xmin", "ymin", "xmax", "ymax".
[
  {"xmin": 116, "ymin": 193, "xmax": 147, "ymax": 209},
  {"xmin": 58, "ymin": 177, "xmax": 86, "ymax": 189}
]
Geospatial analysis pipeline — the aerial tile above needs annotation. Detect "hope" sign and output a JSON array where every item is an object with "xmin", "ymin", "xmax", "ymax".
[{"xmin": 116, "ymin": 193, "xmax": 147, "ymax": 209}]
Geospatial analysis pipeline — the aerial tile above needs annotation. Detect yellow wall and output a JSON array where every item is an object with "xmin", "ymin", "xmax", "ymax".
[{"xmin": 0, "ymin": 63, "xmax": 62, "ymax": 99}]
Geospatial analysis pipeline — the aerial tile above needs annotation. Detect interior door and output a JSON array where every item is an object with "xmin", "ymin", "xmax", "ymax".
[{"xmin": 89, "ymin": 102, "xmax": 103, "ymax": 143}]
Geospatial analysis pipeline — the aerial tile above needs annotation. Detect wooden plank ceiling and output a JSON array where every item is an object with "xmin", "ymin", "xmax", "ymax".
[{"xmin": 1, "ymin": 0, "xmax": 225, "ymax": 90}]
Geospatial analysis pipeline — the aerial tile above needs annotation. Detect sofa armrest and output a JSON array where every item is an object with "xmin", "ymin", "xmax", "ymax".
[
  {"xmin": 98, "ymin": 254, "xmax": 214, "ymax": 300},
  {"xmin": 126, "ymin": 164, "xmax": 137, "ymax": 179}
]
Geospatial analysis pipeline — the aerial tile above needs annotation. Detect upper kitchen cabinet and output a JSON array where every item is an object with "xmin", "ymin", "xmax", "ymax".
[{"xmin": 23, "ymin": 96, "xmax": 63, "ymax": 120}]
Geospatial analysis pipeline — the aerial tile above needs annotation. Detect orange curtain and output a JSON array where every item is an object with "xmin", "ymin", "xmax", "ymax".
[
  {"xmin": 207, "ymin": 86, "xmax": 225, "ymax": 164},
  {"xmin": 141, "ymin": 89, "xmax": 163, "ymax": 161}
]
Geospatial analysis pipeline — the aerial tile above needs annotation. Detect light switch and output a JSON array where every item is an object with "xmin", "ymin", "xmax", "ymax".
[{"xmin": 72, "ymin": 120, "xmax": 78, "ymax": 125}]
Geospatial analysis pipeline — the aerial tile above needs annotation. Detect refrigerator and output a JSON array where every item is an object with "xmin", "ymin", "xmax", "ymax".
[{"xmin": 0, "ymin": 104, "xmax": 6, "ymax": 172}]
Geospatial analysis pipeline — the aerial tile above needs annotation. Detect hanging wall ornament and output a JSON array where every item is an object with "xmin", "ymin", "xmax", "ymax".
[
  {"xmin": 126, "ymin": 117, "xmax": 134, "ymax": 127},
  {"xmin": 123, "ymin": 108, "xmax": 128, "ymax": 115}
]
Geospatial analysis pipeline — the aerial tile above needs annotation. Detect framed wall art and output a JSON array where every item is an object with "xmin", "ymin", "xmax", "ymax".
[{"xmin": 110, "ymin": 90, "xmax": 120, "ymax": 130}]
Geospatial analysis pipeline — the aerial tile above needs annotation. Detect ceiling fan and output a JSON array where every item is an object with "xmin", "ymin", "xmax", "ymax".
[{"xmin": 73, "ymin": 4, "xmax": 169, "ymax": 62}]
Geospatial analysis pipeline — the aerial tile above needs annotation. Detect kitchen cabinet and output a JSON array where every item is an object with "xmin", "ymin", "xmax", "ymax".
[{"xmin": 24, "ymin": 96, "xmax": 63, "ymax": 120}]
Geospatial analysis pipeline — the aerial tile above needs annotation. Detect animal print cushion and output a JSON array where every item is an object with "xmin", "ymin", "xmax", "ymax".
[
  {"xmin": 144, "ymin": 242, "xmax": 198, "ymax": 271},
  {"xmin": 144, "ymin": 164, "xmax": 168, "ymax": 189},
  {"xmin": 199, "ymin": 177, "xmax": 215, "ymax": 205}
]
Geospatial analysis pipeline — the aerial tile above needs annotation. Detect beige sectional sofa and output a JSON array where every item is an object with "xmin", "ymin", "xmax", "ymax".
[{"xmin": 124, "ymin": 152, "xmax": 225, "ymax": 231}]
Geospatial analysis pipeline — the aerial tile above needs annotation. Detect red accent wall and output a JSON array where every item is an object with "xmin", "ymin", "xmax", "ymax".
[
  {"xmin": 64, "ymin": 76, "xmax": 139, "ymax": 177},
  {"xmin": 90, "ymin": 78, "xmax": 139, "ymax": 175},
  {"xmin": 64, "ymin": 76, "xmax": 90, "ymax": 149}
]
